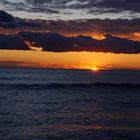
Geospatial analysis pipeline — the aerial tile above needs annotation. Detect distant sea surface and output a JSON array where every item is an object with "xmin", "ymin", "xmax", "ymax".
[{"xmin": 0, "ymin": 68, "xmax": 140, "ymax": 140}]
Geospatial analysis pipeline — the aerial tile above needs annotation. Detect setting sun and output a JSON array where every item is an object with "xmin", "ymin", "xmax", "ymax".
[
  {"xmin": 91, "ymin": 67, "xmax": 99, "ymax": 71},
  {"xmin": 0, "ymin": 1, "xmax": 140, "ymax": 140}
]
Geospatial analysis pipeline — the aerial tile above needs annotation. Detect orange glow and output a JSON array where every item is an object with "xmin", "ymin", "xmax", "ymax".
[
  {"xmin": 91, "ymin": 67, "xmax": 99, "ymax": 71},
  {"xmin": 0, "ymin": 50, "xmax": 140, "ymax": 70},
  {"xmin": 67, "ymin": 32, "xmax": 140, "ymax": 41},
  {"xmin": 91, "ymin": 33, "xmax": 106, "ymax": 40}
]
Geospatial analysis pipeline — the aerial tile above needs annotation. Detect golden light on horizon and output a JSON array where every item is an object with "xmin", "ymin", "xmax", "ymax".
[
  {"xmin": 0, "ymin": 50, "xmax": 140, "ymax": 70},
  {"xmin": 91, "ymin": 67, "xmax": 99, "ymax": 71}
]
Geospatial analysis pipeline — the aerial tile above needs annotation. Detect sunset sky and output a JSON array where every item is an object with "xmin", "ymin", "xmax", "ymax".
[{"xmin": 0, "ymin": 0, "xmax": 140, "ymax": 70}]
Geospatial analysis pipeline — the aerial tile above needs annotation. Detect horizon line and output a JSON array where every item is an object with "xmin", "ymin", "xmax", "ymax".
[{"xmin": 0, "ymin": 66, "xmax": 140, "ymax": 71}]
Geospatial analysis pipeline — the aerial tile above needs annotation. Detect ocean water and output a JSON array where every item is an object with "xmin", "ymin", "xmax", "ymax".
[{"xmin": 0, "ymin": 68, "xmax": 140, "ymax": 140}]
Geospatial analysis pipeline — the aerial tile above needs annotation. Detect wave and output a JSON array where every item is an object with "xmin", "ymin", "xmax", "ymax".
[{"xmin": 0, "ymin": 82, "xmax": 140, "ymax": 90}]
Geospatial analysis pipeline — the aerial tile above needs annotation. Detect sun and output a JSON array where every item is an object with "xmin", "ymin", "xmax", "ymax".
[{"xmin": 91, "ymin": 67, "xmax": 99, "ymax": 71}]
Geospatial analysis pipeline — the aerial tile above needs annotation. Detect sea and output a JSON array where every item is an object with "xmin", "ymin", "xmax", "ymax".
[{"xmin": 0, "ymin": 68, "xmax": 140, "ymax": 140}]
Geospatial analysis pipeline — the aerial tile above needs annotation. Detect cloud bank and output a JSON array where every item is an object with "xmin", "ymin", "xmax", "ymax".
[
  {"xmin": 0, "ymin": 30, "xmax": 139, "ymax": 54},
  {"xmin": 0, "ymin": 10, "xmax": 140, "ymax": 54},
  {"xmin": 0, "ymin": 33, "xmax": 30, "ymax": 50},
  {"xmin": 18, "ymin": 31, "xmax": 140, "ymax": 54},
  {"xmin": 0, "ymin": 10, "xmax": 140, "ymax": 42},
  {"xmin": 0, "ymin": 10, "xmax": 14, "ymax": 22}
]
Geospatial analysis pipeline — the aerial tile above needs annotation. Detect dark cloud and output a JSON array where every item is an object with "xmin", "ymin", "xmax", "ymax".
[
  {"xmin": 16, "ymin": 19, "xmax": 41, "ymax": 27},
  {"xmin": 0, "ymin": 10, "xmax": 42, "ymax": 28},
  {"xmin": 0, "ymin": 10, "xmax": 14, "ymax": 22},
  {"xmin": 0, "ymin": 10, "xmax": 139, "ymax": 39},
  {"xmin": 1, "ymin": 12, "xmax": 140, "ymax": 37},
  {"xmin": 0, "ymin": 10, "xmax": 16, "ymax": 28},
  {"xmin": 18, "ymin": 31, "xmax": 140, "ymax": 54},
  {"xmin": 0, "ymin": 10, "xmax": 140, "ymax": 53},
  {"xmin": 95, "ymin": 0, "xmax": 140, "ymax": 13},
  {"xmin": 70, "ymin": 0, "xmax": 140, "ymax": 14},
  {"xmin": 0, "ymin": 33, "xmax": 30, "ymax": 50},
  {"xmin": 44, "ymin": 18, "xmax": 140, "ymax": 35}
]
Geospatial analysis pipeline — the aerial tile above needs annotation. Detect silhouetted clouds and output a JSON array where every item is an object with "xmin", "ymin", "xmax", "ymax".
[
  {"xmin": 0, "ymin": 11, "xmax": 140, "ymax": 37},
  {"xmin": 0, "ymin": 30, "xmax": 139, "ymax": 54},
  {"xmin": 41, "ymin": 18, "xmax": 140, "ymax": 35},
  {"xmin": 0, "ymin": 34, "xmax": 30, "ymax": 50},
  {"xmin": 0, "ymin": 10, "xmax": 42, "ymax": 28},
  {"xmin": 18, "ymin": 31, "xmax": 140, "ymax": 54},
  {"xmin": 0, "ymin": 10, "xmax": 16, "ymax": 28},
  {"xmin": 0, "ymin": 10, "xmax": 140, "ymax": 54},
  {"xmin": 0, "ymin": 10, "xmax": 14, "ymax": 22},
  {"xmin": 17, "ymin": 19, "xmax": 41, "ymax": 27}
]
